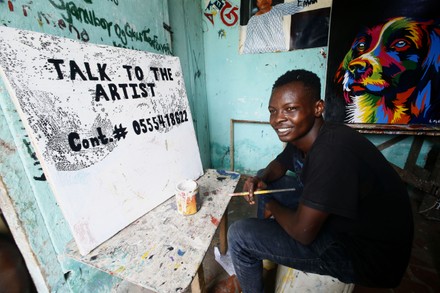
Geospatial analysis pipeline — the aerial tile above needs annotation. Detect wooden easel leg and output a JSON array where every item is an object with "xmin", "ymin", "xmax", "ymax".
[
  {"xmin": 191, "ymin": 264, "xmax": 206, "ymax": 293},
  {"xmin": 219, "ymin": 208, "xmax": 228, "ymax": 255},
  {"xmin": 405, "ymin": 136, "xmax": 424, "ymax": 171}
]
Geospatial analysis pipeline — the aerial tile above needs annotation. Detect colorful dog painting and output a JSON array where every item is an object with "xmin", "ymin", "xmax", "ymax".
[{"xmin": 334, "ymin": 17, "xmax": 440, "ymax": 124}]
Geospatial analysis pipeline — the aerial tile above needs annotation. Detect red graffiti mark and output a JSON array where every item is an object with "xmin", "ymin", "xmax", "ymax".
[
  {"xmin": 220, "ymin": 1, "xmax": 238, "ymax": 27},
  {"xmin": 58, "ymin": 19, "xmax": 67, "ymax": 29},
  {"xmin": 211, "ymin": 215, "xmax": 220, "ymax": 226},
  {"xmin": 22, "ymin": 5, "xmax": 29, "ymax": 17},
  {"xmin": 204, "ymin": 13, "xmax": 214, "ymax": 25},
  {"xmin": 8, "ymin": 0, "xmax": 14, "ymax": 12}
]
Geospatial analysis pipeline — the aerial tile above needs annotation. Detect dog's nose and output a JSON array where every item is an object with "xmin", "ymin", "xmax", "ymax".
[
  {"xmin": 348, "ymin": 60, "xmax": 367, "ymax": 74},
  {"xmin": 348, "ymin": 60, "xmax": 370, "ymax": 79}
]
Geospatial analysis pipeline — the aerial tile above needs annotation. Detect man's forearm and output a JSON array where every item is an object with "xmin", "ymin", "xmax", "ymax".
[{"xmin": 258, "ymin": 160, "xmax": 287, "ymax": 183}]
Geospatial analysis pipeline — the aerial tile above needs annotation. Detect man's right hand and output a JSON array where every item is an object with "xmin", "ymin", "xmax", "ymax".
[{"xmin": 243, "ymin": 176, "xmax": 267, "ymax": 205}]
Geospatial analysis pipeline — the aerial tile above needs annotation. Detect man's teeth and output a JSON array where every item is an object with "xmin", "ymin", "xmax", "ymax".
[{"xmin": 278, "ymin": 128, "xmax": 290, "ymax": 132}]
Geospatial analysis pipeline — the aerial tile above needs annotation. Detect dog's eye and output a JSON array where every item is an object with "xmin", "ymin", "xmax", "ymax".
[
  {"xmin": 353, "ymin": 38, "xmax": 367, "ymax": 53},
  {"xmin": 392, "ymin": 39, "xmax": 409, "ymax": 51},
  {"xmin": 352, "ymin": 34, "xmax": 370, "ymax": 55},
  {"xmin": 356, "ymin": 42, "xmax": 366, "ymax": 52},
  {"xmin": 396, "ymin": 40, "xmax": 406, "ymax": 47}
]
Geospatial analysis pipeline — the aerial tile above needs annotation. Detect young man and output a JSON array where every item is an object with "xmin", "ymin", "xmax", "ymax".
[{"xmin": 228, "ymin": 69, "xmax": 414, "ymax": 292}]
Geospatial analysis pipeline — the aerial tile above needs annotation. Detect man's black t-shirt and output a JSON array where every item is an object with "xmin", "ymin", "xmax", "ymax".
[{"xmin": 275, "ymin": 122, "xmax": 414, "ymax": 287}]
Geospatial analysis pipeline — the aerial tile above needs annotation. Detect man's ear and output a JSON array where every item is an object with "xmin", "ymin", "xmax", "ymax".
[{"xmin": 315, "ymin": 100, "xmax": 325, "ymax": 117}]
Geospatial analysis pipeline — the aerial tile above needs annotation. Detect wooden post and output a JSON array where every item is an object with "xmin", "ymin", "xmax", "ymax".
[
  {"xmin": 190, "ymin": 264, "xmax": 206, "ymax": 293},
  {"xmin": 219, "ymin": 209, "xmax": 228, "ymax": 255}
]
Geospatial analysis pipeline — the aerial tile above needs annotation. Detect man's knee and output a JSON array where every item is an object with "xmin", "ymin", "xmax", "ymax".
[
  {"xmin": 228, "ymin": 220, "xmax": 244, "ymax": 247},
  {"xmin": 228, "ymin": 221, "xmax": 243, "ymax": 258},
  {"xmin": 228, "ymin": 219, "xmax": 256, "ymax": 250},
  {"xmin": 227, "ymin": 221, "xmax": 238, "ymax": 243}
]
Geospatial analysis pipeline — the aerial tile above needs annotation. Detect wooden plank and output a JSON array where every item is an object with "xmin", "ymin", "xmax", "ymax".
[
  {"xmin": 219, "ymin": 210, "xmax": 228, "ymax": 255},
  {"xmin": 190, "ymin": 265, "xmax": 206, "ymax": 293},
  {"xmin": 405, "ymin": 136, "xmax": 425, "ymax": 171},
  {"xmin": 0, "ymin": 105, "xmax": 70, "ymax": 292},
  {"xmin": 376, "ymin": 135, "xmax": 408, "ymax": 151},
  {"xmin": 0, "ymin": 177, "xmax": 49, "ymax": 293},
  {"xmin": 375, "ymin": 135, "xmax": 440, "ymax": 196},
  {"xmin": 347, "ymin": 123, "xmax": 440, "ymax": 136},
  {"xmin": 391, "ymin": 163, "xmax": 439, "ymax": 196}
]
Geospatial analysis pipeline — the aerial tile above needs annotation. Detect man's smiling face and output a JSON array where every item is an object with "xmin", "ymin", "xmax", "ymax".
[{"xmin": 269, "ymin": 81, "xmax": 320, "ymax": 144}]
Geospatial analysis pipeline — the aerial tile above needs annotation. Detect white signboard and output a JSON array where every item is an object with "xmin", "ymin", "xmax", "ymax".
[{"xmin": 0, "ymin": 26, "xmax": 203, "ymax": 255}]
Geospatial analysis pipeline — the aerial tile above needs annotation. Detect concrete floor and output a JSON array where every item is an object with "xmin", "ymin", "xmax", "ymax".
[{"xmin": 202, "ymin": 176, "xmax": 440, "ymax": 293}]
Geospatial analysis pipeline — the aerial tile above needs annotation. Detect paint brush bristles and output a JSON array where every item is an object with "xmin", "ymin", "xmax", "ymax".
[{"xmin": 228, "ymin": 188, "xmax": 296, "ymax": 197}]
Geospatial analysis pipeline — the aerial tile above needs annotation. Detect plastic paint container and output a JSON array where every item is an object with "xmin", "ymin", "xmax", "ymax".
[{"xmin": 175, "ymin": 179, "xmax": 199, "ymax": 215}]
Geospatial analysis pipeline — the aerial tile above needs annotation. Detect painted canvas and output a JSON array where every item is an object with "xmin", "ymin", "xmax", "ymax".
[
  {"xmin": 0, "ymin": 26, "xmax": 204, "ymax": 255},
  {"xmin": 238, "ymin": 0, "xmax": 331, "ymax": 54},
  {"xmin": 325, "ymin": 0, "xmax": 440, "ymax": 129}
]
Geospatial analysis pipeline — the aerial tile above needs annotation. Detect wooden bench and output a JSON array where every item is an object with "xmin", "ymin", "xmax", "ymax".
[{"xmin": 65, "ymin": 169, "xmax": 240, "ymax": 292}]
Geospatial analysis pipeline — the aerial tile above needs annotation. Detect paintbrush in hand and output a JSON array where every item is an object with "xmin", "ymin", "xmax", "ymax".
[{"xmin": 228, "ymin": 188, "xmax": 296, "ymax": 196}]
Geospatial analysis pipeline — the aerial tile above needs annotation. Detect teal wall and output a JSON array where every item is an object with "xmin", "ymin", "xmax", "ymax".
[
  {"xmin": 168, "ymin": 0, "xmax": 211, "ymax": 168},
  {"xmin": 201, "ymin": 0, "xmax": 423, "ymax": 174}
]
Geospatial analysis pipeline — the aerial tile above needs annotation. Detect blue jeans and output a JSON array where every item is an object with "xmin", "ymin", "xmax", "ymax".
[{"xmin": 228, "ymin": 173, "xmax": 355, "ymax": 292}]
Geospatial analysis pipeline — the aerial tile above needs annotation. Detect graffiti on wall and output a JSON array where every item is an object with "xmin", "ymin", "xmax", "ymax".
[
  {"xmin": 0, "ymin": 0, "xmax": 172, "ymax": 54},
  {"xmin": 204, "ymin": 0, "xmax": 239, "ymax": 27}
]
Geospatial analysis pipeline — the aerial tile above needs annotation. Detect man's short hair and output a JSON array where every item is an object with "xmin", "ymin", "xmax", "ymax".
[{"xmin": 272, "ymin": 69, "xmax": 321, "ymax": 101}]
